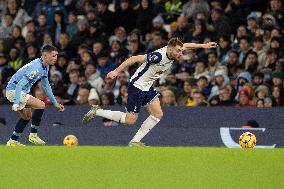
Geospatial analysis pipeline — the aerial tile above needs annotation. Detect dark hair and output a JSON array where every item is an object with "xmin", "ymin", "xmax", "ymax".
[
  {"xmin": 207, "ymin": 51, "xmax": 217, "ymax": 57},
  {"xmin": 79, "ymin": 74, "xmax": 87, "ymax": 78},
  {"xmin": 239, "ymin": 36, "xmax": 250, "ymax": 43},
  {"xmin": 229, "ymin": 49, "xmax": 239, "ymax": 56},
  {"xmin": 41, "ymin": 44, "xmax": 57, "ymax": 53},
  {"xmin": 69, "ymin": 69, "xmax": 80, "ymax": 76},
  {"xmin": 246, "ymin": 50, "xmax": 258, "ymax": 57}
]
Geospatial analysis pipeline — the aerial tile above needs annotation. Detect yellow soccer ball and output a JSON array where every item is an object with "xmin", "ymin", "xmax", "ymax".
[
  {"xmin": 63, "ymin": 135, "xmax": 78, "ymax": 147},
  {"xmin": 239, "ymin": 132, "xmax": 257, "ymax": 148}
]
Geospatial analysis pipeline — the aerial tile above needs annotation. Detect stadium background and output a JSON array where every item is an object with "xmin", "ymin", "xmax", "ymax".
[
  {"xmin": 0, "ymin": 0, "xmax": 284, "ymax": 146},
  {"xmin": 0, "ymin": 105, "xmax": 283, "ymax": 147},
  {"xmin": 0, "ymin": 1, "xmax": 284, "ymax": 188},
  {"xmin": 0, "ymin": 0, "xmax": 284, "ymax": 108}
]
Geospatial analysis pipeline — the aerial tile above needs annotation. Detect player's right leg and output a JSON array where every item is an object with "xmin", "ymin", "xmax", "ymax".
[
  {"xmin": 6, "ymin": 90, "xmax": 31, "ymax": 146},
  {"xmin": 6, "ymin": 90, "xmax": 46, "ymax": 146}
]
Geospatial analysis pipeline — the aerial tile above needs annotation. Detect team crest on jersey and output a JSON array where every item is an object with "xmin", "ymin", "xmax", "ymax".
[
  {"xmin": 147, "ymin": 52, "xmax": 162, "ymax": 64},
  {"xmin": 28, "ymin": 70, "xmax": 37, "ymax": 79}
]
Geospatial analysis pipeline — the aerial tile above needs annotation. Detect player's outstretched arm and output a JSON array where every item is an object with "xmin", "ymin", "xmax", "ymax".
[
  {"xmin": 41, "ymin": 77, "xmax": 64, "ymax": 112},
  {"xmin": 183, "ymin": 42, "xmax": 218, "ymax": 49},
  {"xmin": 107, "ymin": 55, "xmax": 145, "ymax": 80},
  {"xmin": 12, "ymin": 77, "xmax": 29, "ymax": 111}
]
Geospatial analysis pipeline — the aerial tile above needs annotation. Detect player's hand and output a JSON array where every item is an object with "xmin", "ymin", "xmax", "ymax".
[
  {"xmin": 54, "ymin": 103, "xmax": 65, "ymax": 112},
  {"xmin": 12, "ymin": 104, "xmax": 20, "ymax": 111},
  {"xmin": 203, "ymin": 42, "xmax": 218, "ymax": 49},
  {"xmin": 107, "ymin": 70, "xmax": 119, "ymax": 80}
]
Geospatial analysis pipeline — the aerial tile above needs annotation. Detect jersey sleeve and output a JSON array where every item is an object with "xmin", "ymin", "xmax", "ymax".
[
  {"xmin": 41, "ymin": 76, "xmax": 57, "ymax": 105},
  {"xmin": 145, "ymin": 51, "xmax": 163, "ymax": 64}
]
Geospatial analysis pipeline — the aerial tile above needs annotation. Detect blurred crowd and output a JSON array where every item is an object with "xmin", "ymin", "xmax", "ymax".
[{"xmin": 0, "ymin": 0, "xmax": 284, "ymax": 107}]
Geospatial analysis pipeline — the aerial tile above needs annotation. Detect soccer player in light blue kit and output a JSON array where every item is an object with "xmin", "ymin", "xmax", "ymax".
[
  {"xmin": 6, "ymin": 44, "xmax": 65, "ymax": 146},
  {"xmin": 82, "ymin": 38, "xmax": 217, "ymax": 146}
]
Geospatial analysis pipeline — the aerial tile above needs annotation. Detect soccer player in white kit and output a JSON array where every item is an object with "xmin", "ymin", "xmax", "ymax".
[{"xmin": 82, "ymin": 38, "xmax": 217, "ymax": 146}]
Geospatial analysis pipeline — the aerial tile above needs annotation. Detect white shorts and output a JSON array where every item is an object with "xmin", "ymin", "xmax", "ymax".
[{"xmin": 6, "ymin": 90, "xmax": 30, "ymax": 110}]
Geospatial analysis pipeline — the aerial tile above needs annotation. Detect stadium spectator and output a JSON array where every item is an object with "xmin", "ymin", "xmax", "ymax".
[
  {"xmin": 56, "ymin": 32, "xmax": 75, "ymax": 58},
  {"xmin": 217, "ymin": 87, "xmax": 236, "ymax": 106},
  {"xmin": 109, "ymin": 39, "xmax": 128, "ymax": 65},
  {"xmin": 244, "ymin": 50, "xmax": 259, "ymax": 75},
  {"xmin": 193, "ymin": 61, "xmax": 209, "ymax": 80},
  {"xmin": 136, "ymin": 0, "xmax": 154, "ymax": 35},
  {"xmin": 50, "ymin": 70, "xmax": 66, "ymax": 99},
  {"xmin": 66, "ymin": 11, "xmax": 77, "ymax": 39},
  {"xmin": 196, "ymin": 76, "xmax": 211, "ymax": 99},
  {"xmin": 77, "ymin": 87, "xmax": 90, "ymax": 105},
  {"xmin": 171, "ymin": 15, "xmax": 189, "ymax": 41},
  {"xmin": 254, "ymin": 85, "xmax": 270, "ymax": 102},
  {"xmin": 1, "ymin": 0, "xmax": 284, "ymax": 108},
  {"xmin": 191, "ymin": 90, "xmax": 208, "ymax": 107},
  {"xmin": 177, "ymin": 79, "xmax": 195, "ymax": 106},
  {"xmin": 8, "ymin": 48, "xmax": 23, "ymax": 71},
  {"xmin": 256, "ymin": 98, "xmax": 265, "ymax": 107},
  {"xmin": 184, "ymin": 18, "xmax": 209, "ymax": 43},
  {"xmin": 209, "ymin": 69, "xmax": 229, "ymax": 100},
  {"xmin": 88, "ymin": 88, "xmax": 100, "ymax": 105},
  {"xmin": 146, "ymin": 31, "xmax": 166, "ymax": 52},
  {"xmin": 96, "ymin": 51, "xmax": 116, "ymax": 79},
  {"xmin": 271, "ymin": 71, "xmax": 284, "ymax": 88},
  {"xmin": 264, "ymin": 97, "xmax": 273, "ymax": 107},
  {"xmin": 96, "ymin": 0, "xmax": 115, "ymax": 35},
  {"xmin": 116, "ymin": 83, "xmax": 128, "ymax": 105},
  {"xmin": 2, "ymin": 0, "xmax": 31, "ymax": 28},
  {"xmin": 236, "ymin": 88, "xmax": 255, "ymax": 107},
  {"xmin": 114, "ymin": 0, "xmax": 137, "ymax": 33},
  {"xmin": 252, "ymin": 72, "xmax": 265, "ymax": 89},
  {"xmin": 101, "ymin": 92, "xmax": 115, "ymax": 106},
  {"xmin": 78, "ymin": 74, "xmax": 92, "ymax": 89},
  {"xmin": 207, "ymin": 51, "xmax": 221, "ymax": 79},
  {"xmin": 66, "ymin": 70, "xmax": 79, "ymax": 102},
  {"xmin": 271, "ymin": 85, "xmax": 283, "ymax": 106},
  {"xmin": 182, "ymin": 0, "xmax": 210, "ymax": 19},
  {"xmin": 161, "ymin": 89, "xmax": 177, "ymax": 106},
  {"xmin": 85, "ymin": 62, "xmax": 104, "ymax": 94},
  {"xmin": 151, "ymin": 15, "xmax": 168, "ymax": 40},
  {"xmin": 0, "ymin": 14, "xmax": 13, "ymax": 38}
]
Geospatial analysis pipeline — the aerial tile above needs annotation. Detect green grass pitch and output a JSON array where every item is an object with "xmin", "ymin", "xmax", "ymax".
[{"xmin": 0, "ymin": 146, "xmax": 283, "ymax": 189}]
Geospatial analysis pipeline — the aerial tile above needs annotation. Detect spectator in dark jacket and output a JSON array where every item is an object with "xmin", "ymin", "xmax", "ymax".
[
  {"xmin": 135, "ymin": 0, "xmax": 154, "ymax": 35},
  {"xmin": 115, "ymin": 0, "xmax": 137, "ymax": 33}
]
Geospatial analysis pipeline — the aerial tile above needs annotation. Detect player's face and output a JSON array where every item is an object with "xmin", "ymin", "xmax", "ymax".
[
  {"xmin": 170, "ymin": 45, "xmax": 183, "ymax": 61},
  {"xmin": 44, "ymin": 51, "xmax": 58, "ymax": 65}
]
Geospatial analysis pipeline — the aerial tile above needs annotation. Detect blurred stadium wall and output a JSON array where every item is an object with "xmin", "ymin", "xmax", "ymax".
[{"xmin": 0, "ymin": 106, "xmax": 283, "ymax": 148}]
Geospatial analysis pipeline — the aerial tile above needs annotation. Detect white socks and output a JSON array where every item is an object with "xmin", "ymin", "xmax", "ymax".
[
  {"xmin": 131, "ymin": 115, "xmax": 160, "ymax": 142},
  {"xmin": 96, "ymin": 109, "xmax": 126, "ymax": 124}
]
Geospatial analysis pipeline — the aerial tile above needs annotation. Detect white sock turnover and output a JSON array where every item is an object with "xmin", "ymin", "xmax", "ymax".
[
  {"xmin": 96, "ymin": 109, "xmax": 126, "ymax": 123},
  {"xmin": 130, "ymin": 115, "xmax": 160, "ymax": 142}
]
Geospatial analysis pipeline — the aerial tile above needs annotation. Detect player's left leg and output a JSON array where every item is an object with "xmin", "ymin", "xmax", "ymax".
[
  {"xmin": 129, "ymin": 97, "xmax": 163, "ymax": 147},
  {"xmin": 26, "ymin": 96, "xmax": 46, "ymax": 145}
]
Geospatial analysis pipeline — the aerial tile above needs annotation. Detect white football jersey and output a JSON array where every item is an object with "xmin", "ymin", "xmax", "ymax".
[{"xmin": 130, "ymin": 46, "xmax": 174, "ymax": 91}]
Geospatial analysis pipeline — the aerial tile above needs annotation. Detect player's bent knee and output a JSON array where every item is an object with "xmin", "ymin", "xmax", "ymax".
[
  {"xmin": 125, "ymin": 114, "xmax": 137, "ymax": 125},
  {"xmin": 38, "ymin": 101, "xmax": 45, "ymax": 109},
  {"xmin": 152, "ymin": 111, "xmax": 163, "ymax": 120}
]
